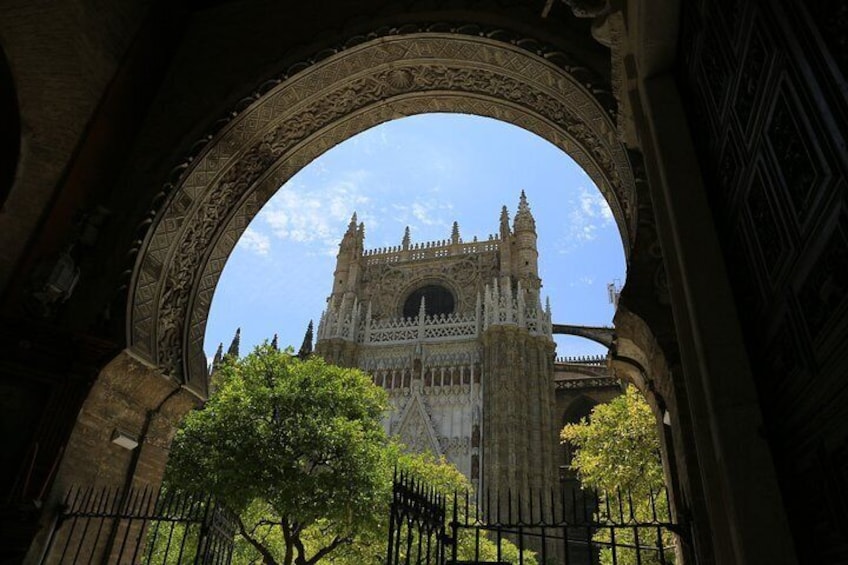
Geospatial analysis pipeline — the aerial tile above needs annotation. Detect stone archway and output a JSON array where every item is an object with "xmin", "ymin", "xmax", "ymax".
[{"xmin": 127, "ymin": 28, "xmax": 641, "ymax": 393}]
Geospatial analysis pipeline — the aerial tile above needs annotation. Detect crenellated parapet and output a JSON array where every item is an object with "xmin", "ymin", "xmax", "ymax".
[
  {"xmin": 362, "ymin": 235, "xmax": 501, "ymax": 266},
  {"xmin": 555, "ymin": 354, "xmax": 608, "ymax": 366}
]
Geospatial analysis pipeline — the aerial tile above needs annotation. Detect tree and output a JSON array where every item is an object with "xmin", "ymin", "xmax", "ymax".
[
  {"xmin": 255, "ymin": 448, "xmax": 536, "ymax": 565},
  {"xmin": 560, "ymin": 386, "xmax": 675, "ymax": 565},
  {"xmin": 165, "ymin": 344, "xmax": 390, "ymax": 565},
  {"xmin": 166, "ymin": 343, "xmax": 533, "ymax": 564}
]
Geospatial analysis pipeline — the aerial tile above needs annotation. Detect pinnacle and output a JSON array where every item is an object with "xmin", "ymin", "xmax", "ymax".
[
  {"xmin": 212, "ymin": 342, "xmax": 224, "ymax": 368},
  {"xmin": 227, "ymin": 327, "xmax": 241, "ymax": 358},
  {"xmin": 298, "ymin": 320, "xmax": 314, "ymax": 359},
  {"xmin": 514, "ymin": 190, "xmax": 536, "ymax": 231},
  {"xmin": 499, "ymin": 205, "xmax": 511, "ymax": 238},
  {"xmin": 518, "ymin": 190, "xmax": 530, "ymax": 210}
]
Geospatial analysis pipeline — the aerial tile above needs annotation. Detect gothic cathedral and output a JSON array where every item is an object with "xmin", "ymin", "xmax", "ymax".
[{"xmin": 315, "ymin": 192, "xmax": 559, "ymax": 497}]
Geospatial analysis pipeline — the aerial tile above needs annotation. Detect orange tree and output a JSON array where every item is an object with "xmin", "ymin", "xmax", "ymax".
[
  {"xmin": 165, "ymin": 344, "xmax": 389, "ymax": 565},
  {"xmin": 561, "ymin": 386, "xmax": 675, "ymax": 565}
]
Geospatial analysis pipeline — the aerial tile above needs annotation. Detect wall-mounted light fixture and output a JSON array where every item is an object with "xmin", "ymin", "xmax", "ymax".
[{"xmin": 111, "ymin": 429, "xmax": 139, "ymax": 450}]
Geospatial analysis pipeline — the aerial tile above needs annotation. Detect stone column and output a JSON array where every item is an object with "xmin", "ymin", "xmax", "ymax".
[
  {"xmin": 481, "ymin": 326, "xmax": 557, "ymax": 522},
  {"xmin": 632, "ymin": 71, "xmax": 797, "ymax": 565}
]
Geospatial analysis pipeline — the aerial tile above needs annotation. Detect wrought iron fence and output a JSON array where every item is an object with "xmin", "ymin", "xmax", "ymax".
[
  {"xmin": 387, "ymin": 473, "xmax": 681, "ymax": 565},
  {"xmin": 40, "ymin": 485, "xmax": 237, "ymax": 564},
  {"xmin": 387, "ymin": 472, "xmax": 449, "ymax": 565}
]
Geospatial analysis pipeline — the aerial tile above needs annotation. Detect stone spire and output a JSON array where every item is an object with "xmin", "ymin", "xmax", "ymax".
[
  {"xmin": 402, "ymin": 226, "xmax": 411, "ymax": 250},
  {"xmin": 332, "ymin": 213, "xmax": 364, "ymax": 303},
  {"xmin": 513, "ymin": 190, "xmax": 536, "ymax": 232},
  {"xmin": 227, "ymin": 328, "xmax": 241, "ymax": 358},
  {"xmin": 451, "ymin": 221, "xmax": 461, "ymax": 244},
  {"xmin": 499, "ymin": 205, "xmax": 511, "ymax": 239},
  {"xmin": 511, "ymin": 191, "xmax": 540, "ymax": 294},
  {"xmin": 211, "ymin": 342, "xmax": 224, "ymax": 373},
  {"xmin": 339, "ymin": 212, "xmax": 359, "ymax": 250},
  {"xmin": 297, "ymin": 320, "xmax": 314, "ymax": 360}
]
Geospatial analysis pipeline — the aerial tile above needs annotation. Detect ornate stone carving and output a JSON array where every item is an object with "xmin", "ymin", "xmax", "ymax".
[
  {"xmin": 555, "ymin": 376, "xmax": 620, "ymax": 389},
  {"xmin": 128, "ymin": 31, "xmax": 636, "ymax": 386},
  {"xmin": 393, "ymin": 392, "xmax": 442, "ymax": 456},
  {"xmin": 361, "ymin": 252, "xmax": 496, "ymax": 320}
]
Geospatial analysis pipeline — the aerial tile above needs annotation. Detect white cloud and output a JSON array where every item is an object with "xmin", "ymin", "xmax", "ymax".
[
  {"xmin": 391, "ymin": 198, "xmax": 454, "ymax": 231},
  {"xmin": 261, "ymin": 171, "xmax": 372, "ymax": 254},
  {"xmin": 412, "ymin": 202, "xmax": 437, "ymax": 225},
  {"xmin": 238, "ymin": 227, "xmax": 271, "ymax": 255},
  {"xmin": 559, "ymin": 186, "xmax": 615, "ymax": 253}
]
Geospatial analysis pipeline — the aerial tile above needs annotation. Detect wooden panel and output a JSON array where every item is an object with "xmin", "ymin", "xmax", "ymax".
[{"xmin": 677, "ymin": 0, "xmax": 848, "ymax": 561}]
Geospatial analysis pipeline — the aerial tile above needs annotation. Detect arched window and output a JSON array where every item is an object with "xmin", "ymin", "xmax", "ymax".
[{"xmin": 402, "ymin": 285, "xmax": 455, "ymax": 318}]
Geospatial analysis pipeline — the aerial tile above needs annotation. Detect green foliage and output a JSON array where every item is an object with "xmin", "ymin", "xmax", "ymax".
[
  {"xmin": 395, "ymin": 451, "xmax": 537, "ymax": 565},
  {"xmin": 560, "ymin": 386, "xmax": 664, "ymax": 497},
  {"xmin": 143, "ymin": 519, "xmax": 201, "ymax": 563},
  {"xmin": 165, "ymin": 343, "xmax": 535, "ymax": 564},
  {"xmin": 166, "ymin": 344, "xmax": 390, "ymax": 565},
  {"xmin": 560, "ymin": 386, "xmax": 675, "ymax": 565}
]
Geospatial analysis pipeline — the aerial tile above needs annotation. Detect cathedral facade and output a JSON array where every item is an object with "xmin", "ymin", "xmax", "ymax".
[{"xmin": 315, "ymin": 193, "xmax": 558, "ymax": 496}]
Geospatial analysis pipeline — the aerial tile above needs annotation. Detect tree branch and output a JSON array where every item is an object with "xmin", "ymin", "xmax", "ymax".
[
  {"xmin": 305, "ymin": 535, "xmax": 351, "ymax": 565},
  {"xmin": 281, "ymin": 519, "xmax": 295, "ymax": 565},
  {"xmin": 236, "ymin": 514, "xmax": 279, "ymax": 565}
]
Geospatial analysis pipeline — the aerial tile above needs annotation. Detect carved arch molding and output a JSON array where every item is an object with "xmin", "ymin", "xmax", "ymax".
[{"xmin": 128, "ymin": 30, "xmax": 639, "ymax": 392}]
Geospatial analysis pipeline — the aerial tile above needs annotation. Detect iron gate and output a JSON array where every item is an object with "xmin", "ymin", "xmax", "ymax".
[
  {"xmin": 40, "ymin": 485, "xmax": 237, "ymax": 564},
  {"xmin": 387, "ymin": 474, "xmax": 683, "ymax": 565},
  {"xmin": 387, "ymin": 471, "xmax": 450, "ymax": 565}
]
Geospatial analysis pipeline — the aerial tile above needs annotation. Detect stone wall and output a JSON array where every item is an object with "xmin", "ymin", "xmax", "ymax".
[
  {"xmin": 27, "ymin": 350, "xmax": 201, "ymax": 564},
  {"xmin": 0, "ymin": 0, "xmax": 151, "ymax": 290}
]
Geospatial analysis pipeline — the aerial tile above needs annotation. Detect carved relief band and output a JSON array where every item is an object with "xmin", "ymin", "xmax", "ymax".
[{"xmin": 128, "ymin": 31, "xmax": 637, "ymax": 389}]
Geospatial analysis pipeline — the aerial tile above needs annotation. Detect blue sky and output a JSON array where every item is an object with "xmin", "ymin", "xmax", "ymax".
[{"xmin": 204, "ymin": 113, "xmax": 625, "ymax": 361}]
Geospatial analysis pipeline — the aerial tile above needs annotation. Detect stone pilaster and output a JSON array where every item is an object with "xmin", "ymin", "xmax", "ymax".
[{"xmin": 481, "ymin": 326, "xmax": 556, "ymax": 519}]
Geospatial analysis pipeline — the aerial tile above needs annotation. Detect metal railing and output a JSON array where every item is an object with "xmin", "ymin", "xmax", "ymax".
[
  {"xmin": 41, "ymin": 485, "xmax": 237, "ymax": 564},
  {"xmin": 387, "ymin": 473, "xmax": 681, "ymax": 565},
  {"xmin": 387, "ymin": 472, "xmax": 449, "ymax": 565}
]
